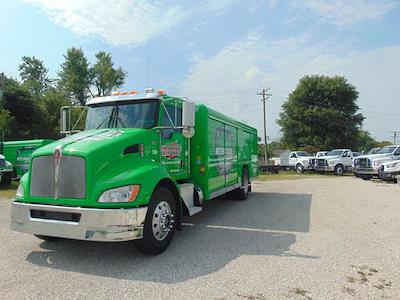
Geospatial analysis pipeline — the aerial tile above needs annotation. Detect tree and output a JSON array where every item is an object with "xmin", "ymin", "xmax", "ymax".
[
  {"xmin": 2, "ymin": 81, "xmax": 42, "ymax": 139},
  {"xmin": 19, "ymin": 56, "xmax": 51, "ymax": 96},
  {"xmin": 277, "ymin": 75, "xmax": 364, "ymax": 150},
  {"xmin": 90, "ymin": 51, "xmax": 126, "ymax": 96},
  {"xmin": 38, "ymin": 88, "xmax": 70, "ymax": 139},
  {"xmin": 58, "ymin": 47, "xmax": 91, "ymax": 106}
]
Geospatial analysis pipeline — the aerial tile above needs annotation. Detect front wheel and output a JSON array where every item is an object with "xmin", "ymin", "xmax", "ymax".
[
  {"xmin": 296, "ymin": 164, "xmax": 304, "ymax": 174},
  {"xmin": 136, "ymin": 186, "xmax": 177, "ymax": 255},
  {"xmin": 334, "ymin": 165, "xmax": 344, "ymax": 176}
]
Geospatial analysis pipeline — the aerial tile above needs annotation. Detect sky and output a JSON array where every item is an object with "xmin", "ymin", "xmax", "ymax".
[{"xmin": 1, "ymin": 0, "xmax": 399, "ymax": 142}]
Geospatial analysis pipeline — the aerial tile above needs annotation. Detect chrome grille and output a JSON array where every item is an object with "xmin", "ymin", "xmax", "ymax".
[
  {"xmin": 30, "ymin": 155, "xmax": 86, "ymax": 199},
  {"xmin": 358, "ymin": 158, "xmax": 370, "ymax": 168},
  {"xmin": 316, "ymin": 159, "xmax": 326, "ymax": 167}
]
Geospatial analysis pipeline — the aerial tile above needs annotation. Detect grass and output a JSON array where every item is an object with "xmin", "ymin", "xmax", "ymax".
[
  {"xmin": 258, "ymin": 170, "xmax": 352, "ymax": 181},
  {"xmin": 0, "ymin": 181, "xmax": 18, "ymax": 199}
]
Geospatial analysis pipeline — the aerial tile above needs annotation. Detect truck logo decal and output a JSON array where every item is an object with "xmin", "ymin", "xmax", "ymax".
[{"xmin": 161, "ymin": 142, "xmax": 181, "ymax": 159}]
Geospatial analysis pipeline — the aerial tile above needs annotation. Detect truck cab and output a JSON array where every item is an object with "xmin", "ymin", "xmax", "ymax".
[
  {"xmin": 314, "ymin": 149, "xmax": 353, "ymax": 175},
  {"xmin": 10, "ymin": 89, "xmax": 258, "ymax": 254},
  {"xmin": 281, "ymin": 150, "xmax": 315, "ymax": 173},
  {"xmin": 354, "ymin": 145, "xmax": 400, "ymax": 180}
]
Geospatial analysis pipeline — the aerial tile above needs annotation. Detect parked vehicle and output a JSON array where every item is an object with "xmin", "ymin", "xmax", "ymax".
[
  {"xmin": 314, "ymin": 149, "xmax": 354, "ymax": 175},
  {"xmin": 316, "ymin": 151, "xmax": 329, "ymax": 158},
  {"xmin": 0, "ymin": 154, "xmax": 13, "ymax": 186},
  {"xmin": 10, "ymin": 89, "xmax": 258, "ymax": 255},
  {"xmin": 353, "ymin": 145, "xmax": 400, "ymax": 180},
  {"xmin": 352, "ymin": 152, "xmax": 362, "ymax": 157},
  {"xmin": 3, "ymin": 139, "xmax": 53, "ymax": 178},
  {"xmin": 280, "ymin": 150, "xmax": 315, "ymax": 173},
  {"xmin": 378, "ymin": 159, "xmax": 400, "ymax": 182},
  {"xmin": 367, "ymin": 147, "xmax": 381, "ymax": 155}
]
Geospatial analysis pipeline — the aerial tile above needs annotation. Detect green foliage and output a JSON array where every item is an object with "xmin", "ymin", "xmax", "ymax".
[
  {"xmin": 19, "ymin": 56, "xmax": 51, "ymax": 96},
  {"xmin": 278, "ymin": 75, "xmax": 364, "ymax": 150},
  {"xmin": 2, "ymin": 81, "xmax": 42, "ymax": 139},
  {"xmin": 90, "ymin": 51, "xmax": 127, "ymax": 96},
  {"xmin": 58, "ymin": 47, "xmax": 91, "ymax": 106}
]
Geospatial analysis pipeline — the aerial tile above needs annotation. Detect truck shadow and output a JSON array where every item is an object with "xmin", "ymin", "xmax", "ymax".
[{"xmin": 26, "ymin": 192, "xmax": 317, "ymax": 283}]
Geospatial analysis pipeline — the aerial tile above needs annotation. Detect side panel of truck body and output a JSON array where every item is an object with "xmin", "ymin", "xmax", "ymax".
[
  {"xmin": 3, "ymin": 139, "xmax": 53, "ymax": 176},
  {"xmin": 190, "ymin": 105, "xmax": 258, "ymax": 201}
]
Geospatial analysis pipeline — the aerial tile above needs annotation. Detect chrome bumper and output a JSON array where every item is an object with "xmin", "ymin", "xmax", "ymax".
[
  {"xmin": 10, "ymin": 202, "xmax": 148, "ymax": 242},
  {"xmin": 315, "ymin": 166, "xmax": 334, "ymax": 171}
]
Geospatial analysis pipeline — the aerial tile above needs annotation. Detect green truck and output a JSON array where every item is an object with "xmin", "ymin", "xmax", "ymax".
[
  {"xmin": 11, "ymin": 89, "xmax": 258, "ymax": 254},
  {"xmin": 3, "ymin": 139, "xmax": 54, "ymax": 178}
]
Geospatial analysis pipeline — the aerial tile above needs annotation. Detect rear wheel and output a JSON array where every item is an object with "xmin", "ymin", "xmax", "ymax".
[
  {"xmin": 334, "ymin": 165, "xmax": 344, "ymax": 176},
  {"xmin": 136, "ymin": 186, "xmax": 177, "ymax": 255},
  {"xmin": 230, "ymin": 167, "xmax": 250, "ymax": 200}
]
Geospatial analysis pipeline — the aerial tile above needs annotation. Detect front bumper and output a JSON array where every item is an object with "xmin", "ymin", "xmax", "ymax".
[
  {"xmin": 315, "ymin": 166, "xmax": 334, "ymax": 172},
  {"xmin": 378, "ymin": 171, "xmax": 400, "ymax": 181},
  {"xmin": 10, "ymin": 202, "xmax": 148, "ymax": 242},
  {"xmin": 354, "ymin": 167, "xmax": 379, "ymax": 175}
]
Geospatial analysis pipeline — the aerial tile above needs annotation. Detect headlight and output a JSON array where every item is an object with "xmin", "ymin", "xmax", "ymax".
[
  {"xmin": 328, "ymin": 160, "xmax": 335, "ymax": 166},
  {"xmin": 373, "ymin": 161, "xmax": 382, "ymax": 167},
  {"xmin": 387, "ymin": 162, "xmax": 399, "ymax": 168},
  {"xmin": 98, "ymin": 185, "xmax": 140, "ymax": 203},
  {"xmin": 16, "ymin": 184, "xmax": 24, "ymax": 198},
  {"xmin": 5, "ymin": 161, "xmax": 12, "ymax": 168},
  {"xmin": 302, "ymin": 160, "xmax": 309, "ymax": 165}
]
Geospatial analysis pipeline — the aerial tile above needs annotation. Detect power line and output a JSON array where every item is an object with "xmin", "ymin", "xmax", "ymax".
[{"xmin": 257, "ymin": 88, "xmax": 271, "ymax": 162}]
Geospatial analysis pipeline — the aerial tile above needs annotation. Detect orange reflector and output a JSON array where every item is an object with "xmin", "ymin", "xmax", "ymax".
[
  {"xmin": 200, "ymin": 166, "xmax": 206, "ymax": 173},
  {"xmin": 129, "ymin": 91, "xmax": 137, "ymax": 95},
  {"xmin": 158, "ymin": 90, "xmax": 166, "ymax": 95},
  {"xmin": 128, "ymin": 185, "xmax": 140, "ymax": 202},
  {"xmin": 121, "ymin": 92, "xmax": 129, "ymax": 96}
]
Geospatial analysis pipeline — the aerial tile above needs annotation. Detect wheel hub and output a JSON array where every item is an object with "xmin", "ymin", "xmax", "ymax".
[{"xmin": 152, "ymin": 201, "xmax": 174, "ymax": 241}]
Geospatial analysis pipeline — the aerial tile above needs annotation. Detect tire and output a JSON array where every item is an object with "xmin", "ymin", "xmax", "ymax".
[
  {"xmin": 231, "ymin": 167, "xmax": 250, "ymax": 200},
  {"xmin": 0, "ymin": 173, "xmax": 12, "ymax": 186},
  {"xmin": 361, "ymin": 174, "xmax": 373, "ymax": 181},
  {"xmin": 34, "ymin": 235, "xmax": 61, "ymax": 242},
  {"xmin": 136, "ymin": 186, "xmax": 177, "ymax": 255},
  {"xmin": 296, "ymin": 164, "xmax": 304, "ymax": 174},
  {"xmin": 334, "ymin": 165, "xmax": 344, "ymax": 176}
]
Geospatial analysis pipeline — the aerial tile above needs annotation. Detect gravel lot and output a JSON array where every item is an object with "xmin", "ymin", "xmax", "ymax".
[{"xmin": 0, "ymin": 177, "xmax": 399, "ymax": 299}]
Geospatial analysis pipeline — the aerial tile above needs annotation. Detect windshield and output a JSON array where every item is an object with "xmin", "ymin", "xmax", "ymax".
[
  {"xmin": 367, "ymin": 148, "xmax": 380, "ymax": 154},
  {"xmin": 376, "ymin": 146, "xmax": 396, "ymax": 154},
  {"xmin": 327, "ymin": 150, "xmax": 343, "ymax": 156},
  {"xmin": 85, "ymin": 101, "xmax": 158, "ymax": 130},
  {"xmin": 297, "ymin": 151, "xmax": 312, "ymax": 157}
]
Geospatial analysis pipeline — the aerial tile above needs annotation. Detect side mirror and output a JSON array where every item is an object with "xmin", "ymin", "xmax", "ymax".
[
  {"xmin": 182, "ymin": 101, "xmax": 196, "ymax": 138},
  {"xmin": 61, "ymin": 106, "xmax": 71, "ymax": 133}
]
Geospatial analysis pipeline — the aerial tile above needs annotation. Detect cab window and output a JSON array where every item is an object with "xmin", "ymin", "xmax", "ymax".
[{"xmin": 161, "ymin": 105, "xmax": 182, "ymax": 139}]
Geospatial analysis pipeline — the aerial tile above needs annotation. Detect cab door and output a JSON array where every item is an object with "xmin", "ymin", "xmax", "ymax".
[{"xmin": 159, "ymin": 104, "xmax": 188, "ymax": 179}]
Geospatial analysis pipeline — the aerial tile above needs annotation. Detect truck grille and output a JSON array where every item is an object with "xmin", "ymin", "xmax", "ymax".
[
  {"xmin": 30, "ymin": 155, "xmax": 86, "ymax": 199},
  {"xmin": 316, "ymin": 159, "xmax": 327, "ymax": 167},
  {"xmin": 0, "ymin": 158, "xmax": 5, "ymax": 168},
  {"xmin": 357, "ymin": 158, "xmax": 370, "ymax": 168}
]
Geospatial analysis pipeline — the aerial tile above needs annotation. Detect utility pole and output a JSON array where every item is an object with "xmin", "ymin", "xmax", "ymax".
[
  {"xmin": 392, "ymin": 131, "xmax": 400, "ymax": 144},
  {"xmin": 257, "ymin": 88, "xmax": 272, "ymax": 164}
]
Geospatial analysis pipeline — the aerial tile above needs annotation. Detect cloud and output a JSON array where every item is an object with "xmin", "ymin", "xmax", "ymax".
[
  {"xmin": 25, "ymin": 0, "xmax": 185, "ymax": 47},
  {"xmin": 293, "ymin": 0, "xmax": 399, "ymax": 26},
  {"xmin": 178, "ymin": 31, "xmax": 400, "ymax": 141}
]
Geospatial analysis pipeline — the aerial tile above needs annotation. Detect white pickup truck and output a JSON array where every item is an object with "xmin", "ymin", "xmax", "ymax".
[
  {"xmin": 354, "ymin": 145, "xmax": 400, "ymax": 180},
  {"xmin": 280, "ymin": 151, "xmax": 315, "ymax": 173},
  {"xmin": 378, "ymin": 159, "xmax": 400, "ymax": 182},
  {"xmin": 314, "ymin": 149, "xmax": 354, "ymax": 175}
]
